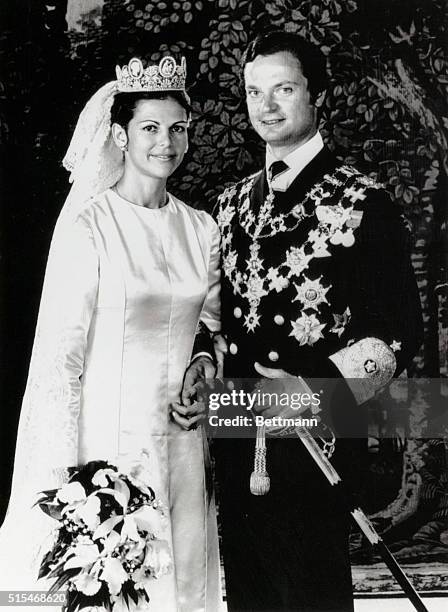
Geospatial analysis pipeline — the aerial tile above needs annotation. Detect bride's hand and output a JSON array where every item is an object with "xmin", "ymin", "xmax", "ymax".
[
  {"xmin": 170, "ymin": 400, "xmax": 206, "ymax": 431},
  {"xmin": 173, "ymin": 355, "xmax": 215, "ymax": 430}
]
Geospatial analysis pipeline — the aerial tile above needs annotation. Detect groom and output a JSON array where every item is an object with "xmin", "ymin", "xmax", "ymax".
[{"xmin": 178, "ymin": 30, "xmax": 423, "ymax": 611}]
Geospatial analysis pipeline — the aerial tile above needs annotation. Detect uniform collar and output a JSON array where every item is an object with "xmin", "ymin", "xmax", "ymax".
[{"xmin": 265, "ymin": 131, "xmax": 324, "ymax": 192}]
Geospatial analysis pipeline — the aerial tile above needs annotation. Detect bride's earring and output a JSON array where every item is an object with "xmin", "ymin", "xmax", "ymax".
[{"xmin": 111, "ymin": 123, "xmax": 128, "ymax": 153}]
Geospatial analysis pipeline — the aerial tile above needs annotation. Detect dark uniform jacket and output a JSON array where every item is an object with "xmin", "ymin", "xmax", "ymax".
[
  {"xmin": 198, "ymin": 147, "xmax": 422, "ymax": 611},
  {"xmin": 204, "ymin": 146, "xmax": 422, "ymax": 511}
]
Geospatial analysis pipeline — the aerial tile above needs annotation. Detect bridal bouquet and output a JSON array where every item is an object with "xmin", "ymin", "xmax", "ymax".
[{"xmin": 36, "ymin": 460, "xmax": 172, "ymax": 611}]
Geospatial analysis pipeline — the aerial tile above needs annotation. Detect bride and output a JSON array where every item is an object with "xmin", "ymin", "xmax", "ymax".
[{"xmin": 0, "ymin": 55, "xmax": 221, "ymax": 611}]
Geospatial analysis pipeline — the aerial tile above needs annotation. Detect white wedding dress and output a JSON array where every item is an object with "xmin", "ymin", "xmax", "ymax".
[{"xmin": 0, "ymin": 189, "xmax": 222, "ymax": 612}]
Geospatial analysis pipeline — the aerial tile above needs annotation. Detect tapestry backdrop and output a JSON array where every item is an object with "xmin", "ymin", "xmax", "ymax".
[{"xmin": 1, "ymin": 0, "xmax": 447, "ymax": 594}]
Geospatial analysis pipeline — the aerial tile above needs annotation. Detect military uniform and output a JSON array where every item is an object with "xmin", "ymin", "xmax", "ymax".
[{"xmin": 211, "ymin": 147, "xmax": 423, "ymax": 611}]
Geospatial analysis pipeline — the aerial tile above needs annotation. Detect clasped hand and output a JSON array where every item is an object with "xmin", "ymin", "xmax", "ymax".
[
  {"xmin": 252, "ymin": 362, "xmax": 313, "ymax": 436},
  {"xmin": 171, "ymin": 355, "xmax": 215, "ymax": 431},
  {"xmin": 172, "ymin": 348, "xmax": 313, "ymax": 433},
  {"xmin": 171, "ymin": 334, "xmax": 227, "ymax": 431}
]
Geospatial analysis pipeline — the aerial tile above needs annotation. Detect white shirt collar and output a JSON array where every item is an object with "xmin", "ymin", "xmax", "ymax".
[{"xmin": 266, "ymin": 131, "xmax": 324, "ymax": 192}]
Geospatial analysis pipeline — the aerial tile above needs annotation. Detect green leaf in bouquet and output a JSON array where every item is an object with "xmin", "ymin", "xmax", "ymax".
[
  {"xmin": 47, "ymin": 569, "xmax": 74, "ymax": 593},
  {"xmin": 122, "ymin": 590, "xmax": 129, "ymax": 607},
  {"xmin": 127, "ymin": 583, "xmax": 139, "ymax": 605},
  {"xmin": 68, "ymin": 460, "xmax": 112, "ymax": 484},
  {"xmin": 65, "ymin": 589, "xmax": 89, "ymax": 612},
  {"xmin": 34, "ymin": 494, "xmax": 52, "ymax": 507},
  {"xmin": 46, "ymin": 559, "xmax": 71, "ymax": 579},
  {"xmin": 38, "ymin": 562, "xmax": 51, "ymax": 580},
  {"xmin": 38, "ymin": 547, "xmax": 64, "ymax": 579},
  {"xmin": 64, "ymin": 590, "xmax": 80, "ymax": 612},
  {"xmin": 34, "ymin": 488, "xmax": 59, "ymax": 502},
  {"xmin": 68, "ymin": 582, "xmax": 110, "ymax": 612},
  {"xmin": 38, "ymin": 500, "xmax": 64, "ymax": 520},
  {"xmin": 97, "ymin": 486, "xmax": 129, "ymax": 510}
]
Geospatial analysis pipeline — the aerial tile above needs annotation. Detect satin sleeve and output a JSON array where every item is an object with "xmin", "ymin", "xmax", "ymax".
[
  {"xmin": 198, "ymin": 218, "xmax": 221, "ymax": 334},
  {"xmin": 9, "ymin": 213, "xmax": 99, "ymax": 501}
]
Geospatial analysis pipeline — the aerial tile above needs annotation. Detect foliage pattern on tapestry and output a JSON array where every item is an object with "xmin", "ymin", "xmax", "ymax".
[{"xmin": 0, "ymin": 0, "xmax": 447, "ymax": 573}]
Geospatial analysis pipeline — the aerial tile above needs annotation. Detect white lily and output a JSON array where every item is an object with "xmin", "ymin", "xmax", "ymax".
[
  {"xmin": 130, "ymin": 505, "xmax": 164, "ymax": 538},
  {"xmin": 132, "ymin": 566, "xmax": 154, "ymax": 597},
  {"xmin": 144, "ymin": 539, "xmax": 172, "ymax": 578},
  {"xmin": 64, "ymin": 540, "xmax": 100, "ymax": 571},
  {"xmin": 102, "ymin": 529, "xmax": 121, "ymax": 554},
  {"xmin": 92, "ymin": 467, "xmax": 119, "ymax": 487},
  {"xmin": 72, "ymin": 494, "xmax": 102, "ymax": 531},
  {"xmin": 113, "ymin": 479, "xmax": 130, "ymax": 509},
  {"xmin": 121, "ymin": 526, "xmax": 146, "ymax": 563},
  {"xmin": 100, "ymin": 556, "xmax": 129, "ymax": 596},
  {"xmin": 121, "ymin": 515, "xmax": 142, "ymax": 543},
  {"xmin": 56, "ymin": 481, "xmax": 86, "ymax": 505},
  {"xmin": 70, "ymin": 569, "xmax": 102, "ymax": 595},
  {"xmin": 93, "ymin": 515, "xmax": 123, "ymax": 541}
]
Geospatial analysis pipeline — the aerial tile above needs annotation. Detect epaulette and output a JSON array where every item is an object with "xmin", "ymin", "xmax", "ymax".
[{"xmin": 339, "ymin": 165, "xmax": 384, "ymax": 190}]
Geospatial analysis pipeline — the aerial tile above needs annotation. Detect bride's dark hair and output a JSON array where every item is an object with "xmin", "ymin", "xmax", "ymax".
[{"xmin": 111, "ymin": 91, "xmax": 191, "ymax": 129}]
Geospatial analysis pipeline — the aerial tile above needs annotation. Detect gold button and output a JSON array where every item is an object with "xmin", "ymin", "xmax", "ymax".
[
  {"xmin": 274, "ymin": 315, "xmax": 284, "ymax": 325},
  {"xmin": 230, "ymin": 343, "xmax": 238, "ymax": 355},
  {"xmin": 268, "ymin": 351, "xmax": 279, "ymax": 362},
  {"xmin": 234, "ymin": 307, "xmax": 242, "ymax": 318}
]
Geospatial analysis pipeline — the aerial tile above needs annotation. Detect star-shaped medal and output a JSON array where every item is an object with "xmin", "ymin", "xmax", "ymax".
[
  {"xmin": 293, "ymin": 275, "xmax": 331, "ymax": 311},
  {"xmin": 284, "ymin": 246, "xmax": 312, "ymax": 277},
  {"xmin": 246, "ymin": 254, "xmax": 264, "ymax": 274},
  {"xmin": 330, "ymin": 307, "xmax": 351, "ymax": 337},
  {"xmin": 364, "ymin": 359, "xmax": 377, "ymax": 374},
  {"xmin": 244, "ymin": 311, "xmax": 261, "ymax": 332},
  {"xmin": 289, "ymin": 312, "xmax": 326, "ymax": 346},
  {"xmin": 390, "ymin": 340, "xmax": 402, "ymax": 352}
]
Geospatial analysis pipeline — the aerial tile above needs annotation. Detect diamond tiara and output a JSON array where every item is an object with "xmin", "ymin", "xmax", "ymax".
[{"xmin": 115, "ymin": 56, "xmax": 187, "ymax": 93}]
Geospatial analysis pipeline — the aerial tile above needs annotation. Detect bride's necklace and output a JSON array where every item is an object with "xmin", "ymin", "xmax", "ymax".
[{"xmin": 113, "ymin": 184, "xmax": 168, "ymax": 209}]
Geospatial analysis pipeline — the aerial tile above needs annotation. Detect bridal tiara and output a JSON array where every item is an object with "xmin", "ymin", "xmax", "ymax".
[{"xmin": 115, "ymin": 56, "xmax": 187, "ymax": 93}]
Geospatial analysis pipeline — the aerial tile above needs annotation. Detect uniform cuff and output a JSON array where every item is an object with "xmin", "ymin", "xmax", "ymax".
[{"xmin": 329, "ymin": 337, "xmax": 396, "ymax": 405}]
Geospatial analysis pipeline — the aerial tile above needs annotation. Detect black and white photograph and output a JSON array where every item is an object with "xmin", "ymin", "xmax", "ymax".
[{"xmin": 0, "ymin": 1, "xmax": 447, "ymax": 611}]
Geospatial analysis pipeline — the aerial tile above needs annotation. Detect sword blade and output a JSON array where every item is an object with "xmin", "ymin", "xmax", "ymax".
[
  {"xmin": 374, "ymin": 540, "xmax": 429, "ymax": 612},
  {"xmin": 294, "ymin": 426, "xmax": 429, "ymax": 612}
]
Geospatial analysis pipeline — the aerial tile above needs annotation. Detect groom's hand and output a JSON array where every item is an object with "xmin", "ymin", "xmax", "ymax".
[
  {"xmin": 253, "ymin": 362, "xmax": 312, "ymax": 434},
  {"xmin": 182, "ymin": 355, "xmax": 216, "ymax": 406}
]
